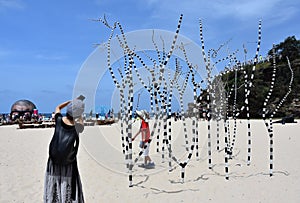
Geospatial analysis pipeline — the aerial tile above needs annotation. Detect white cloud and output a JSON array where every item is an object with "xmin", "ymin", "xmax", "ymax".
[
  {"xmin": 35, "ymin": 53, "xmax": 66, "ymax": 61},
  {"xmin": 211, "ymin": 0, "xmax": 287, "ymax": 19},
  {"xmin": 0, "ymin": 0, "xmax": 24, "ymax": 10},
  {"xmin": 144, "ymin": 0, "xmax": 160, "ymax": 6},
  {"xmin": 143, "ymin": 0, "xmax": 299, "ymax": 22}
]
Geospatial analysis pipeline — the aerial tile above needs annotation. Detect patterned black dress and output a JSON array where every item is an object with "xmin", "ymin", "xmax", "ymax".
[{"xmin": 44, "ymin": 113, "xmax": 84, "ymax": 203}]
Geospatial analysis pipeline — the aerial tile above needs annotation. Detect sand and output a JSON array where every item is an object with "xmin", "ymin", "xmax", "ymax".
[{"xmin": 0, "ymin": 119, "xmax": 300, "ymax": 202}]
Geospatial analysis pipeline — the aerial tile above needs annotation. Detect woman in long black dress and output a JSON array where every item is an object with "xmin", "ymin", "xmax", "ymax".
[{"xmin": 44, "ymin": 99, "xmax": 85, "ymax": 203}]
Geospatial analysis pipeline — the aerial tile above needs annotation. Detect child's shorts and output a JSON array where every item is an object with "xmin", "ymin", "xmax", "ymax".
[{"xmin": 139, "ymin": 141, "xmax": 150, "ymax": 156}]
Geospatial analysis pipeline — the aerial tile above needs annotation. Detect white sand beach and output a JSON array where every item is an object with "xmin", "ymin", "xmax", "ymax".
[{"xmin": 0, "ymin": 119, "xmax": 300, "ymax": 202}]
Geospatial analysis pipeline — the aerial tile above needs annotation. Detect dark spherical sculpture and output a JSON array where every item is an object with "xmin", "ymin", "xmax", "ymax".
[{"xmin": 10, "ymin": 99, "xmax": 37, "ymax": 121}]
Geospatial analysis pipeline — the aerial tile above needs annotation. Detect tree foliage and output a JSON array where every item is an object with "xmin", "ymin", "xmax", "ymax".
[
  {"xmin": 268, "ymin": 36, "xmax": 300, "ymax": 62},
  {"xmin": 220, "ymin": 36, "xmax": 300, "ymax": 118}
]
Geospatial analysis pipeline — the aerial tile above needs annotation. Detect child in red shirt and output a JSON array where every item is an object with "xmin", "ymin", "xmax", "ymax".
[{"xmin": 132, "ymin": 110, "xmax": 155, "ymax": 168}]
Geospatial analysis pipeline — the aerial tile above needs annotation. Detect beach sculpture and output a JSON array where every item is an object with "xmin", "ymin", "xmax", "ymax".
[
  {"xmin": 95, "ymin": 15, "xmax": 293, "ymax": 186},
  {"xmin": 218, "ymin": 21, "xmax": 262, "ymax": 179},
  {"xmin": 261, "ymin": 46, "xmax": 294, "ymax": 176},
  {"xmin": 10, "ymin": 99, "xmax": 37, "ymax": 122}
]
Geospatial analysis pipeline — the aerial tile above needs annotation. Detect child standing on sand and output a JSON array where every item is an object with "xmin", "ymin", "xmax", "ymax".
[{"xmin": 132, "ymin": 110, "xmax": 155, "ymax": 168}]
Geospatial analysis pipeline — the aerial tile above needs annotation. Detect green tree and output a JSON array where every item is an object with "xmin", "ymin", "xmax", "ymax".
[{"xmin": 268, "ymin": 36, "xmax": 300, "ymax": 61}]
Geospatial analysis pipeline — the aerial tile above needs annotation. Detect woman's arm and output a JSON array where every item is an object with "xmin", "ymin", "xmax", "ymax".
[{"xmin": 55, "ymin": 101, "xmax": 71, "ymax": 114}]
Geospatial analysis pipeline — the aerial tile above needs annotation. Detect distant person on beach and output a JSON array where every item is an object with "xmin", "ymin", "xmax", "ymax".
[
  {"xmin": 44, "ymin": 97, "xmax": 85, "ymax": 203},
  {"xmin": 132, "ymin": 110, "xmax": 155, "ymax": 168},
  {"xmin": 51, "ymin": 112, "xmax": 55, "ymax": 121}
]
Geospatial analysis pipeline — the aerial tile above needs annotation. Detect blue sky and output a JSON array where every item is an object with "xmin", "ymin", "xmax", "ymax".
[{"xmin": 0, "ymin": 0, "xmax": 299, "ymax": 113}]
